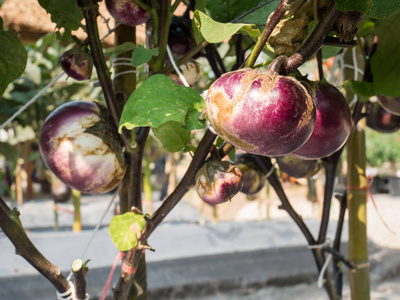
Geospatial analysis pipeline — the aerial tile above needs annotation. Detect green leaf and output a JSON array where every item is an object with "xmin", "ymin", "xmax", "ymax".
[
  {"xmin": 371, "ymin": 10, "xmax": 400, "ymax": 97},
  {"xmin": 334, "ymin": 0, "xmax": 372, "ymax": 13},
  {"xmin": 206, "ymin": 0, "xmax": 256, "ymax": 23},
  {"xmin": 131, "ymin": 45, "xmax": 159, "ymax": 67},
  {"xmin": 357, "ymin": 19, "xmax": 375, "ymax": 37},
  {"xmin": 367, "ymin": 0, "xmax": 400, "ymax": 19},
  {"xmin": 109, "ymin": 212, "xmax": 146, "ymax": 252},
  {"xmin": 119, "ymin": 74, "xmax": 205, "ymax": 132},
  {"xmin": 38, "ymin": 0, "xmax": 82, "ymax": 33},
  {"xmin": 320, "ymin": 45, "xmax": 342, "ymax": 59},
  {"xmin": 240, "ymin": 1, "xmax": 279, "ymax": 26},
  {"xmin": 0, "ymin": 31, "xmax": 27, "ymax": 97},
  {"xmin": 350, "ymin": 80, "xmax": 375, "ymax": 98},
  {"xmin": 152, "ymin": 121, "xmax": 191, "ymax": 152},
  {"xmin": 194, "ymin": 11, "xmax": 260, "ymax": 43}
]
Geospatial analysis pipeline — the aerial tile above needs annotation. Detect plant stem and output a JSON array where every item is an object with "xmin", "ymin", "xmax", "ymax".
[
  {"xmin": 254, "ymin": 156, "xmax": 337, "ymax": 299},
  {"xmin": 121, "ymin": 130, "xmax": 217, "ymax": 277},
  {"xmin": 332, "ymin": 192, "xmax": 347, "ymax": 298},
  {"xmin": 254, "ymin": 156, "xmax": 315, "ymax": 244},
  {"xmin": 347, "ymin": 120, "xmax": 370, "ymax": 300},
  {"xmin": 72, "ymin": 259, "xmax": 87, "ymax": 300},
  {"xmin": 245, "ymin": 0, "xmax": 289, "ymax": 68},
  {"xmin": 344, "ymin": 48, "xmax": 370, "ymax": 300},
  {"xmin": 78, "ymin": 0, "xmax": 131, "ymax": 149},
  {"xmin": 283, "ymin": 2, "xmax": 339, "ymax": 75},
  {"xmin": 151, "ymin": 0, "xmax": 172, "ymax": 73},
  {"xmin": 316, "ymin": 49, "xmax": 324, "ymax": 80},
  {"xmin": 145, "ymin": 129, "xmax": 216, "ymax": 235},
  {"xmin": 0, "ymin": 197, "xmax": 70, "ymax": 294},
  {"xmin": 72, "ymin": 189, "xmax": 82, "ymax": 232},
  {"xmin": 317, "ymin": 150, "xmax": 342, "ymax": 244}
]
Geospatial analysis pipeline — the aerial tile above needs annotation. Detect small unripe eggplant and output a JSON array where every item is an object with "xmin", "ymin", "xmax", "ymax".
[
  {"xmin": 39, "ymin": 101, "xmax": 125, "ymax": 194},
  {"xmin": 235, "ymin": 154, "xmax": 265, "ymax": 195},
  {"xmin": 106, "ymin": 0, "xmax": 150, "ymax": 27},
  {"xmin": 276, "ymin": 156, "xmax": 320, "ymax": 179},
  {"xmin": 205, "ymin": 68, "xmax": 316, "ymax": 157},
  {"xmin": 366, "ymin": 101, "xmax": 400, "ymax": 133},
  {"xmin": 377, "ymin": 95, "xmax": 400, "ymax": 116},
  {"xmin": 195, "ymin": 160, "xmax": 242, "ymax": 205},
  {"xmin": 60, "ymin": 49, "xmax": 93, "ymax": 81}
]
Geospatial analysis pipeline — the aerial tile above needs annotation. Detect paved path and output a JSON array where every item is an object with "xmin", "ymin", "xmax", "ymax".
[{"xmin": 0, "ymin": 193, "xmax": 399, "ymax": 299}]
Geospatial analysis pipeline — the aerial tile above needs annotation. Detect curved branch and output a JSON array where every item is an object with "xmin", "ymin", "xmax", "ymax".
[
  {"xmin": 0, "ymin": 197, "xmax": 70, "ymax": 294},
  {"xmin": 78, "ymin": 0, "xmax": 131, "ymax": 149},
  {"xmin": 283, "ymin": 2, "xmax": 340, "ymax": 75}
]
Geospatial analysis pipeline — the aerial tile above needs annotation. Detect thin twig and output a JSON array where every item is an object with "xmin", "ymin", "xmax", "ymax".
[{"xmin": 245, "ymin": 0, "xmax": 289, "ymax": 68}]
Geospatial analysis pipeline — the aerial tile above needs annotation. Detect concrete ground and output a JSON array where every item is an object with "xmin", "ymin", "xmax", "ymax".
[{"xmin": 0, "ymin": 187, "xmax": 399, "ymax": 299}]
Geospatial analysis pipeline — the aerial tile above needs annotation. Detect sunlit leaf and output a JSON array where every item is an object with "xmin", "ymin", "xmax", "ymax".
[
  {"xmin": 119, "ymin": 75, "xmax": 205, "ymax": 132},
  {"xmin": 109, "ymin": 212, "xmax": 146, "ymax": 252}
]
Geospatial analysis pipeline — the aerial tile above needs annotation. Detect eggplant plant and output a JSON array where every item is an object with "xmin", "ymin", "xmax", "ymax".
[{"xmin": 1, "ymin": 1, "xmax": 400, "ymax": 300}]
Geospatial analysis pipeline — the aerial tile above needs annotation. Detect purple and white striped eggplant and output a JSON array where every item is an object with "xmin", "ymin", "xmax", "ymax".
[
  {"xmin": 39, "ymin": 101, "xmax": 125, "ymax": 194},
  {"xmin": 205, "ymin": 68, "xmax": 316, "ymax": 157}
]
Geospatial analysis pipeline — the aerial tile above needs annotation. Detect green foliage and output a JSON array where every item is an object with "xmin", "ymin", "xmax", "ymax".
[
  {"xmin": 131, "ymin": 45, "xmax": 159, "ymax": 67},
  {"xmin": 194, "ymin": 11, "xmax": 260, "ymax": 43},
  {"xmin": 357, "ymin": 19, "xmax": 375, "ymax": 37},
  {"xmin": 109, "ymin": 212, "xmax": 146, "ymax": 252},
  {"xmin": 38, "ymin": 0, "xmax": 83, "ymax": 36},
  {"xmin": 0, "ymin": 31, "xmax": 27, "ymax": 97},
  {"xmin": 152, "ymin": 121, "xmax": 191, "ymax": 152},
  {"xmin": 365, "ymin": 127, "xmax": 400, "ymax": 167},
  {"xmin": 206, "ymin": 0, "xmax": 260, "ymax": 22},
  {"xmin": 371, "ymin": 10, "xmax": 400, "ymax": 97},
  {"xmin": 119, "ymin": 74, "xmax": 205, "ymax": 133},
  {"xmin": 334, "ymin": 0, "xmax": 372, "ymax": 14},
  {"xmin": 367, "ymin": 0, "xmax": 400, "ymax": 19},
  {"xmin": 349, "ymin": 81, "xmax": 375, "ymax": 99}
]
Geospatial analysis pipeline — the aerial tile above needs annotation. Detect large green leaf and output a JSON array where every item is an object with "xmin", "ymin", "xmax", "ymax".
[
  {"xmin": 371, "ymin": 10, "xmax": 400, "ymax": 97},
  {"xmin": 194, "ymin": 11, "xmax": 260, "ymax": 43},
  {"xmin": 152, "ymin": 121, "xmax": 191, "ymax": 152},
  {"xmin": 0, "ymin": 31, "xmax": 27, "ymax": 97},
  {"xmin": 109, "ymin": 212, "xmax": 146, "ymax": 252},
  {"xmin": 334, "ymin": 0, "xmax": 372, "ymax": 13},
  {"xmin": 38, "ymin": 0, "xmax": 82, "ymax": 32},
  {"xmin": 367, "ymin": 0, "xmax": 400, "ymax": 19},
  {"xmin": 119, "ymin": 75, "xmax": 205, "ymax": 132}
]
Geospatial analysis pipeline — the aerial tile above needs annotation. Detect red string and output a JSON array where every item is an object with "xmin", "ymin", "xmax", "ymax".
[
  {"xmin": 54, "ymin": 204, "xmax": 78, "ymax": 216},
  {"xmin": 122, "ymin": 263, "xmax": 137, "ymax": 274},
  {"xmin": 99, "ymin": 252, "xmax": 124, "ymax": 300},
  {"xmin": 346, "ymin": 175, "xmax": 395, "ymax": 235}
]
